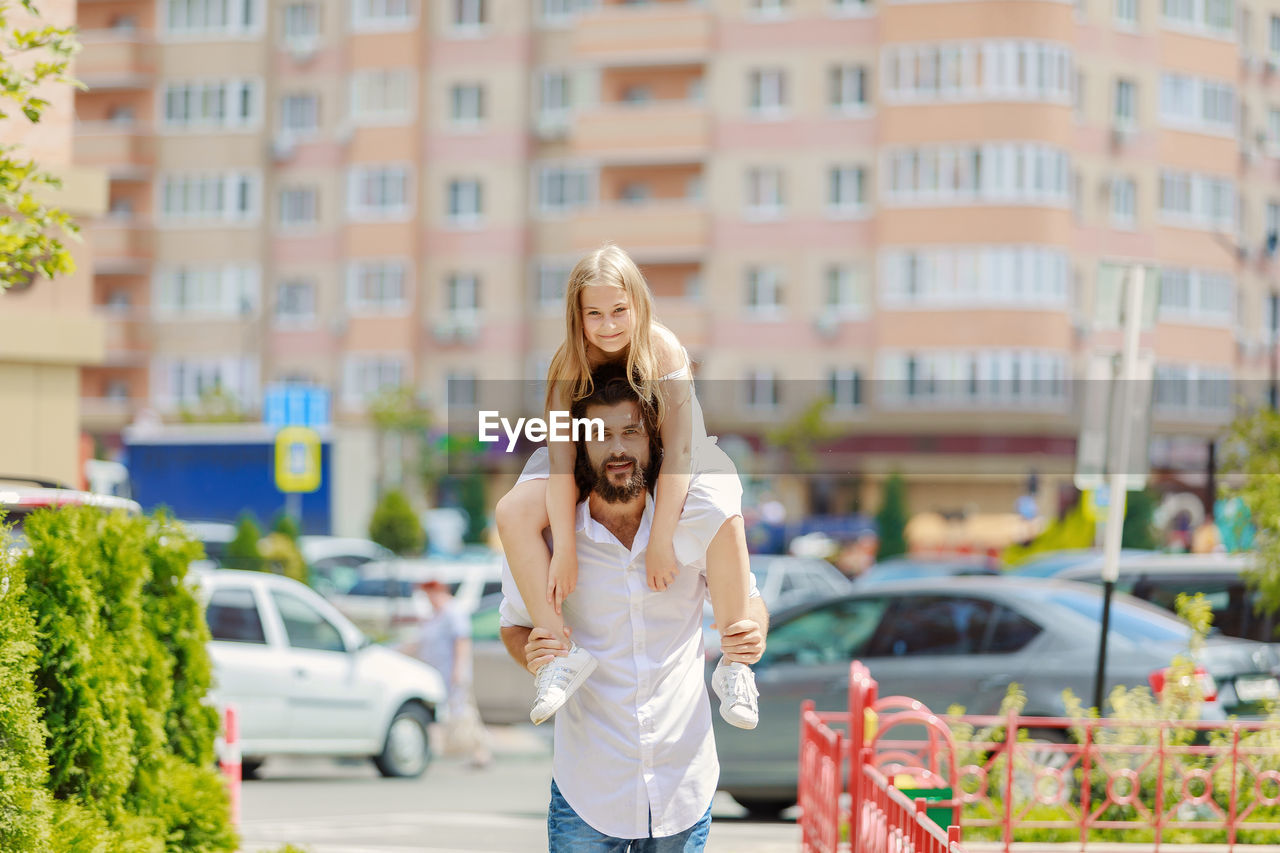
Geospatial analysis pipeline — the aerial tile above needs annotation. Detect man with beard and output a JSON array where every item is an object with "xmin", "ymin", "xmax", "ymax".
[{"xmin": 498, "ymin": 365, "xmax": 769, "ymax": 852}]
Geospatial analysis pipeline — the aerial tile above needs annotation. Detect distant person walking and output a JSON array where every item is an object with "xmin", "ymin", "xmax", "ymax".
[{"xmin": 410, "ymin": 580, "xmax": 491, "ymax": 768}]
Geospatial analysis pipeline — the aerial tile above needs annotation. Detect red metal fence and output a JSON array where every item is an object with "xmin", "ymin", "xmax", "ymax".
[{"xmin": 799, "ymin": 661, "xmax": 1280, "ymax": 852}]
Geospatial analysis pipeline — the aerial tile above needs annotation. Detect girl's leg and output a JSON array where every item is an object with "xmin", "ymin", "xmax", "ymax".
[
  {"xmin": 705, "ymin": 515, "xmax": 751, "ymax": 642},
  {"xmin": 706, "ymin": 515, "xmax": 759, "ymax": 730},
  {"xmin": 494, "ymin": 479, "xmax": 567, "ymax": 642}
]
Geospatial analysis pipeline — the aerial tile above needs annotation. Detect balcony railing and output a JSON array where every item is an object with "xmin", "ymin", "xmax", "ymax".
[
  {"xmin": 76, "ymin": 32, "xmax": 157, "ymax": 90},
  {"xmin": 89, "ymin": 220, "xmax": 154, "ymax": 273},
  {"xmin": 74, "ymin": 122, "xmax": 155, "ymax": 173},
  {"xmin": 570, "ymin": 199, "xmax": 708, "ymax": 257},
  {"xmin": 573, "ymin": 3, "xmax": 711, "ymax": 63},
  {"xmin": 573, "ymin": 100, "xmax": 709, "ymax": 160}
]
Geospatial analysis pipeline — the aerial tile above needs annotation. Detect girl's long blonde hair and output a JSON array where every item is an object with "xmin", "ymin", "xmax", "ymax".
[{"xmin": 544, "ymin": 243, "xmax": 667, "ymax": 426}]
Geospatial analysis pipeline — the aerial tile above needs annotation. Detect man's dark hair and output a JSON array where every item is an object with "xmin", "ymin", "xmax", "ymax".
[{"xmin": 570, "ymin": 363, "xmax": 662, "ymax": 501}]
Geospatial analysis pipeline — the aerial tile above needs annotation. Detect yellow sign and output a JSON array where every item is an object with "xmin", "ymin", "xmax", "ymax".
[{"xmin": 274, "ymin": 427, "xmax": 322, "ymax": 493}]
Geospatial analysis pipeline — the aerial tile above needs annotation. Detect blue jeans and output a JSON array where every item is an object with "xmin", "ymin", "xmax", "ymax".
[{"xmin": 547, "ymin": 779, "xmax": 712, "ymax": 853}]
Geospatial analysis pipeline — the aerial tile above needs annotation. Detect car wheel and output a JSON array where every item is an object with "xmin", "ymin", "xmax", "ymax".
[
  {"xmin": 733, "ymin": 797, "xmax": 792, "ymax": 821},
  {"xmin": 240, "ymin": 758, "xmax": 265, "ymax": 779},
  {"xmin": 373, "ymin": 703, "xmax": 433, "ymax": 778}
]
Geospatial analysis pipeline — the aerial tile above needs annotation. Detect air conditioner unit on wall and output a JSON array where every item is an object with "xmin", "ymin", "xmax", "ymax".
[{"xmin": 271, "ymin": 135, "xmax": 296, "ymax": 162}]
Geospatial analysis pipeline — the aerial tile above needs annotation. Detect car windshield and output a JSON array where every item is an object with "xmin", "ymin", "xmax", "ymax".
[{"xmin": 1036, "ymin": 587, "xmax": 1191, "ymax": 644}]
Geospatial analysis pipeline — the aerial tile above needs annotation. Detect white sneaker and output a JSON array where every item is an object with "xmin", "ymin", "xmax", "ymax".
[
  {"xmin": 712, "ymin": 660, "xmax": 759, "ymax": 730},
  {"xmin": 530, "ymin": 644, "xmax": 598, "ymax": 725}
]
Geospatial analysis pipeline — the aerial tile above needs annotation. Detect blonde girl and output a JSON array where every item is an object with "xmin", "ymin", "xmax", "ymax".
[{"xmin": 495, "ymin": 244, "xmax": 758, "ymax": 728}]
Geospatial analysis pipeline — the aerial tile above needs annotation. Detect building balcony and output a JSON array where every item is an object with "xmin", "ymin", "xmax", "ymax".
[
  {"xmin": 76, "ymin": 32, "xmax": 157, "ymax": 90},
  {"xmin": 95, "ymin": 308, "xmax": 151, "ymax": 366},
  {"xmin": 74, "ymin": 122, "xmax": 155, "ymax": 176},
  {"xmin": 80, "ymin": 395, "xmax": 138, "ymax": 432},
  {"xmin": 573, "ymin": 100, "xmax": 709, "ymax": 162},
  {"xmin": 570, "ymin": 200, "xmax": 708, "ymax": 259},
  {"xmin": 573, "ymin": 3, "xmax": 711, "ymax": 65},
  {"xmin": 88, "ymin": 218, "xmax": 154, "ymax": 274}
]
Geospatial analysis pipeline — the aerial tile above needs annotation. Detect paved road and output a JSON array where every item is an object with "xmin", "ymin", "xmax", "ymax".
[{"xmin": 238, "ymin": 726, "xmax": 800, "ymax": 853}]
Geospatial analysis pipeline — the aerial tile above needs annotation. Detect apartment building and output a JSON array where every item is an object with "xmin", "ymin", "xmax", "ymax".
[{"xmin": 72, "ymin": 0, "xmax": 1276, "ymax": 520}]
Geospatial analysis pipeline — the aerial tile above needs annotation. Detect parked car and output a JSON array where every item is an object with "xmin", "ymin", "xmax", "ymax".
[
  {"xmin": 194, "ymin": 568, "xmax": 446, "ymax": 778},
  {"xmin": 469, "ymin": 592, "xmax": 536, "ymax": 725},
  {"xmin": 1, "ymin": 476, "xmax": 141, "ymax": 545},
  {"xmin": 326, "ymin": 553, "xmax": 504, "ymax": 641},
  {"xmin": 1042, "ymin": 552, "xmax": 1278, "ymax": 645},
  {"xmin": 1010, "ymin": 548, "xmax": 1155, "ymax": 578},
  {"xmin": 855, "ymin": 555, "xmax": 999, "ymax": 586},
  {"xmin": 713, "ymin": 576, "xmax": 1280, "ymax": 818},
  {"xmin": 298, "ymin": 536, "xmax": 396, "ymax": 596},
  {"xmin": 702, "ymin": 554, "xmax": 854, "ymax": 654}
]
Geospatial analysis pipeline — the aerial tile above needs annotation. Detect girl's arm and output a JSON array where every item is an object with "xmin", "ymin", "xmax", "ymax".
[
  {"xmin": 545, "ymin": 386, "xmax": 579, "ymax": 613},
  {"xmin": 646, "ymin": 357, "xmax": 694, "ymax": 591}
]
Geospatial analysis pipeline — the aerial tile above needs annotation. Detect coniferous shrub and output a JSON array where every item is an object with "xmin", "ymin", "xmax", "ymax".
[
  {"xmin": 369, "ymin": 490, "xmax": 426, "ymax": 556},
  {"xmin": 224, "ymin": 513, "xmax": 265, "ymax": 572},
  {"xmin": 0, "ymin": 538, "xmax": 53, "ymax": 851}
]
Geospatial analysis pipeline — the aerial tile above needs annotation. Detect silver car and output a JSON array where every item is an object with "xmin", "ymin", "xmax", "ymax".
[{"xmin": 713, "ymin": 576, "xmax": 1280, "ymax": 817}]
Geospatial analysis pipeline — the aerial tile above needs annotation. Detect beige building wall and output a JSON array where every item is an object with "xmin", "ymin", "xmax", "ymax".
[{"xmin": 0, "ymin": 0, "xmax": 106, "ymax": 486}]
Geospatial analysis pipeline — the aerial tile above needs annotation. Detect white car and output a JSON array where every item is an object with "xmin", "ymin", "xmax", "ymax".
[
  {"xmin": 298, "ymin": 535, "xmax": 396, "ymax": 596},
  {"xmin": 195, "ymin": 569, "xmax": 447, "ymax": 778}
]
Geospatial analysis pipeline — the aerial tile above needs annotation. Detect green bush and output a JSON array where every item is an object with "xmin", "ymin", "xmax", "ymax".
[
  {"xmin": 369, "ymin": 490, "xmax": 425, "ymax": 556},
  {"xmin": 875, "ymin": 472, "xmax": 908, "ymax": 560},
  {"xmin": 0, "ymin": 534, "xmax": 53, "ymax": 852},
  {"xmin": 260, "ymin": 532, "xmax": 309, "ymax": 585},
  {"xmin": 224, "ymin": 513, "xmax": 265, "ymax": 572},
  {"xmin": 271, "ymin": 512, "xmax": 301, "ymax": 543},
  {"xmin": 13, "ymin": 506, "xmax": 236, "ymax": 853}
]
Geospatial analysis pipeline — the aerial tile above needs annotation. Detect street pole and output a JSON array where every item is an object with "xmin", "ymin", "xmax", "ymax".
[
  {"xmin": 286, "ymin": 491, "xmax": 302, "ymax": 532},
  {"xmin": 1092, "ymin": 265, "xmax": 1145, "ymax": 713}
]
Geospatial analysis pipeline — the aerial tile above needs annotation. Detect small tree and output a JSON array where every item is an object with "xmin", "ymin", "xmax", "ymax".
[
  {"xmin": 875, "ymin": 472, "xmax": 909, "ymax": 560},
  {"xmin": 1222, "ymin": 407, "xmax": 1280, "ymax": 610},
  {"xmin": 223, "ymin": 514, "xmax": 263, "ymax": 572},
  {"xmin": 270, "ymin": 512, "xmax": 300, "ymax": 543},
  {"xmin": 368, "ymin": 490, "xmax": 425, "ymax": 557},
  {"xmin": 459, "ymin": 474, "xmax": 488, "ymax": 545},
  {"xmin": 1121, "ymin": 488, "xmax": 1158, "ymax": 550},
  {"xmin": 0, "ymin": 0, "xmax": 81, "ymax": 292}
]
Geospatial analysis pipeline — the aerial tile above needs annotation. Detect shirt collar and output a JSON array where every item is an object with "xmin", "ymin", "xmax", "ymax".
[{"xmin": 577, "ymin": 493, "xmax": 654, "ymax": 557}]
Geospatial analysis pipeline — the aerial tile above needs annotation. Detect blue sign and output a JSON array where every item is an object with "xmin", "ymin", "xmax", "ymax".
[{"xmin": 264, "ymin": 385, "xmax": 330, "ymax": 429}]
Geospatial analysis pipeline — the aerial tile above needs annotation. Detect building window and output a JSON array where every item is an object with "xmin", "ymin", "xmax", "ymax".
[
  {"xmin": 1153, "ymin": 364, "xmax": 1232, "ymax": 414},
  {"xmin": 829, "ymin": 65, "xmax": 869, "ymax": 112},
  {"xmin": 346, "ymin": 260, "xmax": 407, "ymax": 313},
  {"xmin": 829, "ymin": 369, "xmax": 864, "ymax": 409},
  {"xmin": 1157, "ymin": 267, "xmax": 1234, "ymax": 323},
  {"xmin": 749, "ymin": 0, "xmax": 789, "ymax": 16},
  {"xmin": 744, "ymin": 266, "xmax": 784, "ymax": 316},
  {"xmin": 446, "ymin": 371, "xmax": 478, "ymax": 408},
  {"xmin": 537, "ymin": 165, "xmax": 592, "ymax": 214},
  {"xmin": 449, "ymin": 82, "xmax": 485, "ymax": 125},
  {"xmin": 748, "ymin": 68, "xmax": 787, "ymax": 116},
  {"xmin": 540, "ymin": 0, "xmax": 579, "ymax": 25},
  {"xmin": 883, "ymin": 144, "xmax": 1071, "ymax": 206},
  {"xmin": 351, "ymin": 0, "xmax": 413, "ymax": 31},
  {"xmin": 154, "ymin": 265, "xmax": 260, "ymax": 317},
  {"xmin": 447, "ymin": 178, "xmax": 484, "ymax": 225},
  {"xmin": 164, "ymin": 0, "xmax": 259, "ymax": 36},
  {"xmin": 342, "ymin": 355, "xmax": 405, "ymax": 406},
  {"xmin": 1111, "ymin": 177, "xmax": 1136, "ymax": 227},
  {"xmin": 832, "ymin": 0, "xmax": 872, "ymax": 14},
  {"xmin": 535, "ymin": 261, "xmax": 570, "ymax": 310},
  {"xmin": 1115, "ymin": 0, "xmax": 1138, "ymax": 24},
  {"xmin": 346, "ymin": 165, "xmax": 410, "ymax": 219},
  {"xmin": 881, "ymin": 42, "xmax": 1073, "ymax": 105},
  {"xmin": 1159, "ymin": 73, "xmax": 1235, "ymax": 134},
  {"xmin": 537, "ymin": 69, "xmax": 573, "ymax": 127},
  {"xmin": 350, "ymin": 69, "xmax": 412, "ymax": 124},
  {"xmin": 745, "ymin": 167, "xmax": 785, "ymax": 218},
  {"xmin": 1161, "ymin": 0, "xmax": 1234, "ymax": 34},
  {"xmin": 742, "ymin": 370, "xmax": 780, "ymax": 411},
  {"xmin": 278, "ymin": 186, "xmax": 319, "ymax": 227},
  {"xmin": 445, "ymin": 272, "xmax": 480, "ymax": 320},
  {"xmin": 163, "ymin": 80, "xmax": 259, "ymax": 129},
  {"xmin": 156, "ymin": 356, "xmax": 260, "ymax": 411},
  {"xmin": 452, "ymin": 0, "xmax": 486, "ymax": 30},
  {"xmin": 1272, "ymin": 14, "xmax": 1280, "ymax": 53},
  {"xmin": 282, "ymin": 1, "xmax": 319, "ymax": 40},
  {"xmin": 825, "ymin": 264, "xmax": 866, "ymax": 315},
  {"xmin": 879, "ymin": 349, "xmax": 1067, "ymax": 409},
  {"xmin": 879, "ymin": 246, "xmax": 1070, "ymax": 307},
  {"xmin": 160, "ymin": 172, "xmax": 260, "ymax": 223},
  {"xmin": 1114, "ymin": 78, "xmax": 1137, "ymax": 126},
  {"xmin": 828, "ymin": 165, "xmax": 868, "ymax": 215},
  {"xmin": 279, "ymin": 93, "xmax": 319, "ymax": 135},
  {"xmin": 274, "ymin": 279, "xmax": 316, "ymax": 327},
  {"xmin": 1158, "ymin": 170, "xmax": 1235, "ymax": 229}
]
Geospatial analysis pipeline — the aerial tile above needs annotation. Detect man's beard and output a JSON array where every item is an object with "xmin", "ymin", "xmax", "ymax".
[{"xmin": 592, "ymin": 454, "xmax": 647, "ymax": 503}]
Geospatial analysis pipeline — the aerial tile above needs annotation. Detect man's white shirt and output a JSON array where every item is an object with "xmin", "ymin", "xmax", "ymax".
[{"xmin": 499, "ymin": 494, "xmax": 756, "ymax": 839}]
